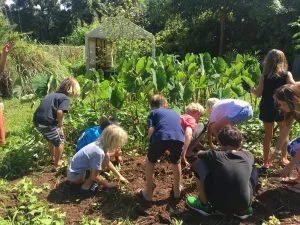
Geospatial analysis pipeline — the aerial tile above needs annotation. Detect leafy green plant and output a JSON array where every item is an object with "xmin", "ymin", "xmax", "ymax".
[
  {"xmin": 262, "ymin": 215, "xmax": 281, "ymax": 225},
  {"xmin": 1, "ymin": 178, "xmax": 65, "ymax": 225}
]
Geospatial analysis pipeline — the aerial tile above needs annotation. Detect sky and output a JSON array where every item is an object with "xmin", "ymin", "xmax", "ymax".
[{"xmin": 5, "ymin": 0, "xmax": 13, "ymax": 5}]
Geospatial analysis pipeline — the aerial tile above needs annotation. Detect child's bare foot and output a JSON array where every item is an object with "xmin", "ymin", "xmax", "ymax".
[{"xmin": 54, "ymin": 160, "xmax": 64, "ymax": 167}]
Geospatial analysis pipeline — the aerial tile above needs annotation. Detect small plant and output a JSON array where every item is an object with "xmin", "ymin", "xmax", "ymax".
[
  {"xmin": 262, "ymin": 215, "xmax": 281, "ymax": 225},
  {"xmin": 80, "ymin": 216, "xmax": 102, "ymax": 225},
  {"xmin": 172, "ymin": 217, "xmax": 183, "ymax": 225}
]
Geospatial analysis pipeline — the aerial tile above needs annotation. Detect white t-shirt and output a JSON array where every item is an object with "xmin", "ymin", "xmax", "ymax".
[
  {"xmin": 69, "ymin": 141, "xmax": 105, "ymax": 174},
  {"xmin": 209, "ymin": 99, "xmax": 250, "ymax": 124}
]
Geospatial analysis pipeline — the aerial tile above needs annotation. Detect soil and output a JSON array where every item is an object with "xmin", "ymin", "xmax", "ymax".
[{"xmin": 3, "ymin": 155, "xmax": 300, "ymax": 225}]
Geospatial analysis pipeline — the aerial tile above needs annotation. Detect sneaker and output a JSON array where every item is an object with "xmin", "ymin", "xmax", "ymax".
[
  {"xmin": 233, "ymin": 206, "xmax": 253, "ymax": 219},
  {"xmin": 186, "ymin": 196, "xmax": 212, "ymax": 216}
]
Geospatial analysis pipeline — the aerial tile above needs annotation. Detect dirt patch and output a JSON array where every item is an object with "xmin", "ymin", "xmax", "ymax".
[{"xmin": 9, "ymin": 155, "xmax": 300, "ymax": 224}]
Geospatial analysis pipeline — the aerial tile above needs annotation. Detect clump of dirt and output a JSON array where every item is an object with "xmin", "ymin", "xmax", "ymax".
[{"xmin": 6, "ymin": 155, "xmax": 300, "ymax": 225}]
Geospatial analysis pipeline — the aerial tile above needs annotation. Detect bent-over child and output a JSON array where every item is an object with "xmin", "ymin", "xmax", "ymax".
[
  {"xmin": 67, "ymin": 124, "xmax": 128, "ymax": 191},
  {"xmin": 76, "ymin": 116, "xmax": 123, "ymax": 164},
  {"xmin": 271, "ymin": 84, "xmax": 300, "ymax": 193},
  {"xmin": 186, "ymin": 125, "xmax": 258, "ymax": 219},
  {"xmin": 206, "ymin": 98, "xmax": 253, "ymax": 149},
  {"xmin": 180, "ymin": 103, "xmax": 205, "ymax": 165},
  {"xmin": 138, "ymin": 95, "xmax": 184, "ymax": 201},
  {"xmin": 33, "ymin": 77, "xmax": 80, "ymax": 167}
]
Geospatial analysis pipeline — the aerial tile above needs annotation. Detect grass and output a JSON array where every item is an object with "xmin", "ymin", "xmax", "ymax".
[{"xmin": 2, "ymin": 98, "xmax": 37, "ymax": 143}]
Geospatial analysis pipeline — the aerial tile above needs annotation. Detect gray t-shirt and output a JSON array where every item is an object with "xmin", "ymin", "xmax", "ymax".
[
  {"xmin": 69, "ymin": 142, "xmax": 105, "ymax": 174},
  {"xmin": 33, "ymin": 92, "xmax": 70, "ymax": 126}
]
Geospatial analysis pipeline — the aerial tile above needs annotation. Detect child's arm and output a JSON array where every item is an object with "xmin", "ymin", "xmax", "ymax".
[
  {"xmin": 57, "ymin": 109, "xmax": 64, "ymax": 134},
  {"xmin": 281, "ymin": 150, "xmax": 300, "ymax": 177},
  {"xmin": 181, "ymin": 126, "xmax": 193, "ymax": 165},
  {"xmin": 207, "ymin": 123, "xmax": 216, "ymax": 149},
  {"xmin": 250, "ymin": 77, "xmax": 264, "ymax": 97},
  {"xmin": 90, "ymin": 168, "xmax": 118, "ymax": 188},
  {"xmin": 107, "ymin": 161, "xmax": 129, "ymax": 183},
  {"xmin": 148, "ymin": 127, "xmax": 154, "ymax": 137},
  {"xmin": 286, "ymin": 72, "xmax": 296, "ymax": 85},
  {"xmin": 0, "ymin": 43, "xmax": 12, "ymax": 73}
]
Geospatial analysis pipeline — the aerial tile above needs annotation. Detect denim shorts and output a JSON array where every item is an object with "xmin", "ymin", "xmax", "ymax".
[{"xmin": 227, "ymin": 105, "xmax": 253, "ymax": 125}]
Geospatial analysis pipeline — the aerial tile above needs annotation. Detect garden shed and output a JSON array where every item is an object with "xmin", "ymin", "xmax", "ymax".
[{"xmin": 85, "ymin": 17, "xmax": 155, "ymax": 71}]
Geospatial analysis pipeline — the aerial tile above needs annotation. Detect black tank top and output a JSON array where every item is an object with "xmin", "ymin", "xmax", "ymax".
[{"xmin": 260, "ymin": 72, "xmax": 287, "ymax": 108}]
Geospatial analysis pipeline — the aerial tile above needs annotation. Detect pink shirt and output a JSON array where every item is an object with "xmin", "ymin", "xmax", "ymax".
[{"xmin": 180, "ymin": 114, "xmax": 197, "ymax": 132}]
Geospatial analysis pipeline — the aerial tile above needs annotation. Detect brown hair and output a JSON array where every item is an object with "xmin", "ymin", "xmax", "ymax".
[
  {"xmin": 150, "ymin": 94, "xmax": 168, "ymax": 109},
  {"xmin": 274, "ymin": 84, "xmax": 300, "ymax": 122},
  {"xmin": 56, "ymin": 77, "xmax": 80, "ymax": 96},
  {"xmin": 218, "ymin": 125, "xmax": 242, "ymax": 149},
  {"xmin": 263, "ymin": 49, "xmax": 288, "ymax": 79}
]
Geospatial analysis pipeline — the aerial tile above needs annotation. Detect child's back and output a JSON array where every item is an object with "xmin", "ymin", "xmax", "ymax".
[{"xmin": 148, "ymin": 107, "xmax": 184, "ymax": 143}]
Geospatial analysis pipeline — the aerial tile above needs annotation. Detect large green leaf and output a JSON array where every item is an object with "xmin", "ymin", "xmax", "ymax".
[
  {"xmin": 156, "ymin": 66, "xmax": 167, "ymax": 91},
  {"xmin": 32, "ymin": 75, "xmax": 50, "ymax": 97},
  {"xmin": 183, "ymin": 81, "xmax": 194, "ymax": 101},
  {"xmin": 97, "ymin": 80, "xmax": 111, "ymax": 99},
  {"xmin": 214, "ymin": 57, "xmax": 228, "ymax": 74},
  {"xmin": 136, "ymin": 57, "xmax": 146, "ymax": 75},
  {"xmin": 110, "ymin": 84, "xmax": 125, "ymax": 109}
]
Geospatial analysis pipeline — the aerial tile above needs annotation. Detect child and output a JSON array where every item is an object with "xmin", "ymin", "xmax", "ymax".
[
  {"xmin": 271, "ymin": 84, "xmax": 300, "ymax": 192},
  {"xmin": 33, "ymin": 77, "xmax": 80, "ymax": 167},
  {"xmin": 180, "ymin": 103, "xmax": 205, "ymax": 165},
  {"xmin": 138, "ymin": 95, "xmax": 184, "ymax": 201},
  {"xmin": 0, "ymin": 43, "xmax": 13, "ymax": 146},
  {"xmin": 76, "ymin": 116, "xmax": 128, "ymax": 183},
  {"xmin": 206, "ymin": 98, "xmax": 253, "ymax": 149},
  {"xmin": 246, "ymin": 49, "xmax": 295, "ymax": 168},
  {"xmin": 186, "ymin": 125, "xmax": 258, "ymax": 219},
  {"xmin": 67, "ymin": 124, "xmax": 128, "ymax": 191}
]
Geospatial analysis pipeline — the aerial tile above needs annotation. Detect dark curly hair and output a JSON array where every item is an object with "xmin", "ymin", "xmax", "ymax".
[{"xmin": 218, "ymin": 125, "xmax": 242, "ymax": 149}]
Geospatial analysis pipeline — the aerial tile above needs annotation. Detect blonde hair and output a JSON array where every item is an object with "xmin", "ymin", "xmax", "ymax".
[
  {"xmin": 185, "ymin": 103, "xmax": 205, "ymax": 115},
  {"xmin": 97, "ymin": 124, "xmax": 128, "ymax": 153},
  {"xmin": 56, "ymin": 77, "xmax": 80, "ymax": 96},
  {"xmin": 206, "ymin": 98, "xmax": 219, "ymax": 113},
  {"xmin": 150, "ymin": 94, "xmax": 168, "ymax": 109},
  {"xmin": 274, "ymin": 84, "xmax": 300, "ymax": 122},
  {"xmin": 263, "ymin": 49, "xmax": 288, "ymax": 79}
]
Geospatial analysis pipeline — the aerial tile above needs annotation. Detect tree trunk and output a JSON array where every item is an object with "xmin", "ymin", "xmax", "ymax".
[{"xmin": 219, "ymin": 13, "xmax": 225, "ymax": 56}]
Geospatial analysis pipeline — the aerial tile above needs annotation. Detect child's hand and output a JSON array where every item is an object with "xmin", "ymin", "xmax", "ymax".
[
  {"xmin": 182, "ymin": 156, "xmax": 190, "ymax": 167},
  {"xmin": 241, "ymin": 79, "xmax": 251, "ymax": 92},
  {"xmin": 117, "ymin": 155, "xmax": 123, "ymax": 164},
  {"xmin": 119, "ymin": 176, "xmax": 129, "ymax": 184},
  {"xmin": 2, "ymin": 43, "xmax": 13, "ymax": 54}
]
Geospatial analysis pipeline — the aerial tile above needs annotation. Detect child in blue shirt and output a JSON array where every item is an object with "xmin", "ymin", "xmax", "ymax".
[{"xmin": 138, "ymin": 95, "xmax": 184, "ymax": 201}]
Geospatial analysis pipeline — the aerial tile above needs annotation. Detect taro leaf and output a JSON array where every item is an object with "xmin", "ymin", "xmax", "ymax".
[
  {"xmin": 169, "ymin": 82, "xmax": 183, "ymax": 102},
  {"xmin": 110, "ymin": 84, "xmax": 125, "ymax": 109},
  {"xmin": 156, "ymin": 66, "xmax": 167, "ymax": 91},
  {"xmin": 97, "ymin": 80, "xmax": 111, "ymax": 99},
  {"xmin": 214, "ymin": 57, "xmax": 228, "ymax": 74},
  {"xmin": 150, "ymin": 68, "xmax": 157, "ymax": 90},
  {"xmin": 175, "ymin": 71, "xmax": 185, "ymax": 81},
  {"xmin": 32, "ymin": 75, "xmax": 49, "ymax": 97},
  {"xmin": 188, "ymin": 62, "xmax": 197, "ymax": 75},
  {"xmin": 183, "ymin": 81, "xmax": 195, "ymax": 101},
  {"xmin": 136, "ymin": 57, "xmax": 146, "ymax": 75},
  {"xmin": 231, "ymin": 85, "xmax": 243, "ymax": 97},
  {"xmin": 81, "ymin": 80, "xmax": 93, "ymax": 99}
]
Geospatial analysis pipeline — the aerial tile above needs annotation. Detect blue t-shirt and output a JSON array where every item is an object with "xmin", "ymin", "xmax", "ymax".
[
  {"xmin": 147, "ymin": 108, "xmax": 184, "ymax": 144},
  {"xmin": 76, "ymin": 126, "xmax": 102, "ymax": 152},
  {"xmin": 288, "ymin": 136, "xmax": 300, "ymax": 157},
  {"xmin": 69, "ymin": 142, "xmax": 105, "ymax": 174}
]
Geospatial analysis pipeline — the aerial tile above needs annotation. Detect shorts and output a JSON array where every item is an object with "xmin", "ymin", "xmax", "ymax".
[
  {"xmin": 67, "ymin": 167, "xmax": 86, "ymax": 182},
  {"xmin": 288, "ymin": 137, "xmax": 300, "ymax": 168},
  {"xmin": 259, "ymin": 103, "xmax": 284, "ymax": 123},
  {"xmin": 35, "ymin": 124, "xmax": 64, "ymax": 147},
  {"xmin": 147, "ymin": 140, "xmax": 183, "ymax": 164},
  {"xmin": 227, "ymin": 105, "xmax": 253, "ymax": 124}
]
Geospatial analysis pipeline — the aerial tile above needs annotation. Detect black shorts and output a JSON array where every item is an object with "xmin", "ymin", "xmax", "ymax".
[
  {"xmin": 259, "ymin": 103, "xmax": 284, "ymax": 123},
  {"xmin": 147, "ymin": 140, "xmax": 183, "ymax": 164}
]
